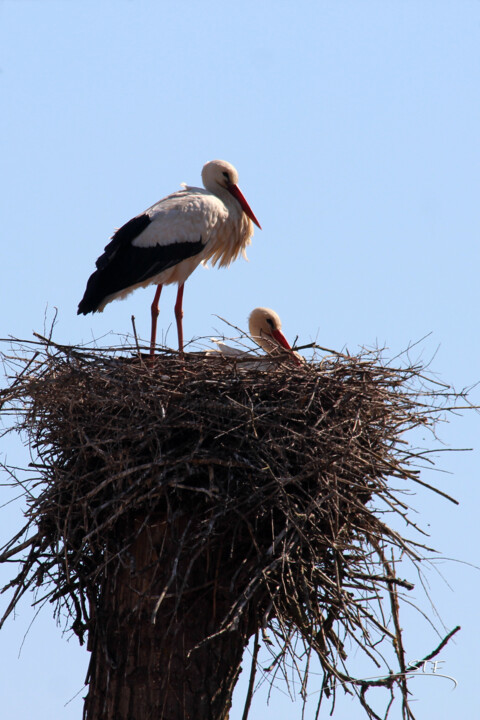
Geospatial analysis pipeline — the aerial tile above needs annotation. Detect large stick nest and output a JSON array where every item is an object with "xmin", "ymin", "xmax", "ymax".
[{"xmin": 0, "ymin": 336, "xmax": 466, "ymax": 719}]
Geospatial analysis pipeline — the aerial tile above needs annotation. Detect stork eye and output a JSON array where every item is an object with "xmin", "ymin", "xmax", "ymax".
[
  {"xmin": 266, "ymin": 317, "xmax": 275, "ymax": 328},
  {"xmin": 222, "ymin": 171, "xmax": 231, "ymax": 184}
]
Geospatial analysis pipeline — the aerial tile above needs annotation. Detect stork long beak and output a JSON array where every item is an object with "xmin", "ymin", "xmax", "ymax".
[
  {"xmin": 271, "ymin": 328, "xmax": 303, "ymax": 366},
  {"xmin": 270, "ymin": 328, "xmax": 291, "ymax": 350},
  {"xmin": 227, "ymin": 184, "xmax": 262, "ymax": 229}
]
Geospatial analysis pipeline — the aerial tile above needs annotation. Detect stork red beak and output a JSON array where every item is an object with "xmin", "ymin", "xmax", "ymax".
[
  {"xmin": 271, "ymin": 328, "xmax": 291, "ymax": 351},
  {"xmin": 227, "ymin": 183, "xmax": 262, "ymax": 229},
  {"xmin": 271, "ymin": 328, "xmax": 303, "ymax": 366}
]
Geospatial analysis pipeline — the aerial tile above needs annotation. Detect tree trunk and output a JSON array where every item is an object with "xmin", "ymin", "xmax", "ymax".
[{"xmin": 83, "ymin": 516, "xmax": 251, "ymax": 720}]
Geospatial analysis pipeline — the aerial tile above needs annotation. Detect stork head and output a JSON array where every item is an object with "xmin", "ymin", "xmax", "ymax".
[
  {"xmin": 202, "ymin": 159, "xmax": 261, "ymax": 229},
  {"xmin": 248, "ymin": 307, "xmax": 292, "ymax": 354}
]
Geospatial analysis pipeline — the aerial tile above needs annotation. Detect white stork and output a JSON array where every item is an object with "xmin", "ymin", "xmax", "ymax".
[
  {"xmin": 211, "ymin": 307, "xmax": 303, "ymax": 366},
  {"xmin": 248, "ymin": 307, "xmax": 293, "ymax": 354},
  {"xmin": 77, "ymin": 160, "xmax": 261, "ymax": 355}
]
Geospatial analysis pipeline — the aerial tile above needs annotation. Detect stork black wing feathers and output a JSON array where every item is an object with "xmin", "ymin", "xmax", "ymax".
[
  {"xmin": 77, "ymin": 214, "xmax": 204, "ymax": 315},
  {"xmin": 95, "ymin": 214, "xmax": 152, "ymax": 270}
]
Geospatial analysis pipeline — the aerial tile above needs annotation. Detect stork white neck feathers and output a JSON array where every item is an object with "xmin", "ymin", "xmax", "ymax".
[{"xmin": 199, "ymin": 160, "xmax": 261, "ymax": 269}]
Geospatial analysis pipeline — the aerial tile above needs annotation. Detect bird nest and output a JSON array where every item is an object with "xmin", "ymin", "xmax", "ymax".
[{"xmin": 0, "ymin": 335, "xmax": 465, "ymax": 719}]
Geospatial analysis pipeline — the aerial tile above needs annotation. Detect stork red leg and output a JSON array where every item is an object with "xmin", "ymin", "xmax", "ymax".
[
  {"xmin": 174, "ymin": 283, "xmax": 185, "ymax": 353},
  {"xmin": 150, "ymin": 284, "xmax": 163, "ymax": 357}
]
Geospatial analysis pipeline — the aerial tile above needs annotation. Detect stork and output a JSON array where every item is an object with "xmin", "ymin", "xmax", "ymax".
[
  {"xmin": 211, "ymin": 307, "xmax": 303, "ymax": 366},
  {"xmin": 248, "ymin": 307, "xmax": 293, "ymax": 355},
  {"xmin": 77, "ymin": 160, "xmax": 261, "ymax": 355}
]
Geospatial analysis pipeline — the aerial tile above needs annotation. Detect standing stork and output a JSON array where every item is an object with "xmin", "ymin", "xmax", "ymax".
[{"xmin": 77, "ymin": 160, "xmax": 261, "ymax": 355}]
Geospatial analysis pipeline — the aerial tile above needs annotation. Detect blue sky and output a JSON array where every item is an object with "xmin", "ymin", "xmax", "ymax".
[{"xmin": 1, "ymin": 1, "xmax": 480, "ymax": 718}]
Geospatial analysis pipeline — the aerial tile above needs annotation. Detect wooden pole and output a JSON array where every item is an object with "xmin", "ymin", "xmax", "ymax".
[{"xmin": 83, "ymin": 516, "xmax": 252, "ymax": 720}]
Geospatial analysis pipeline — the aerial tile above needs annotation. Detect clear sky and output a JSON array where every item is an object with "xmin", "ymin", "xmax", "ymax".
[{"xmin": 1, "ymin": 1, "xmax": 480, "ymax": 718}]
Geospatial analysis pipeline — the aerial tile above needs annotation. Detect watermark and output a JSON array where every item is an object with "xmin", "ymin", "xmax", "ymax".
[
  {"xmin": 333, "ymin": 658, "xmax": 457, "ymax": 691},
  {"xmin": 406, "ymin": 659, "xmax": 457, "ymax": 689}
]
